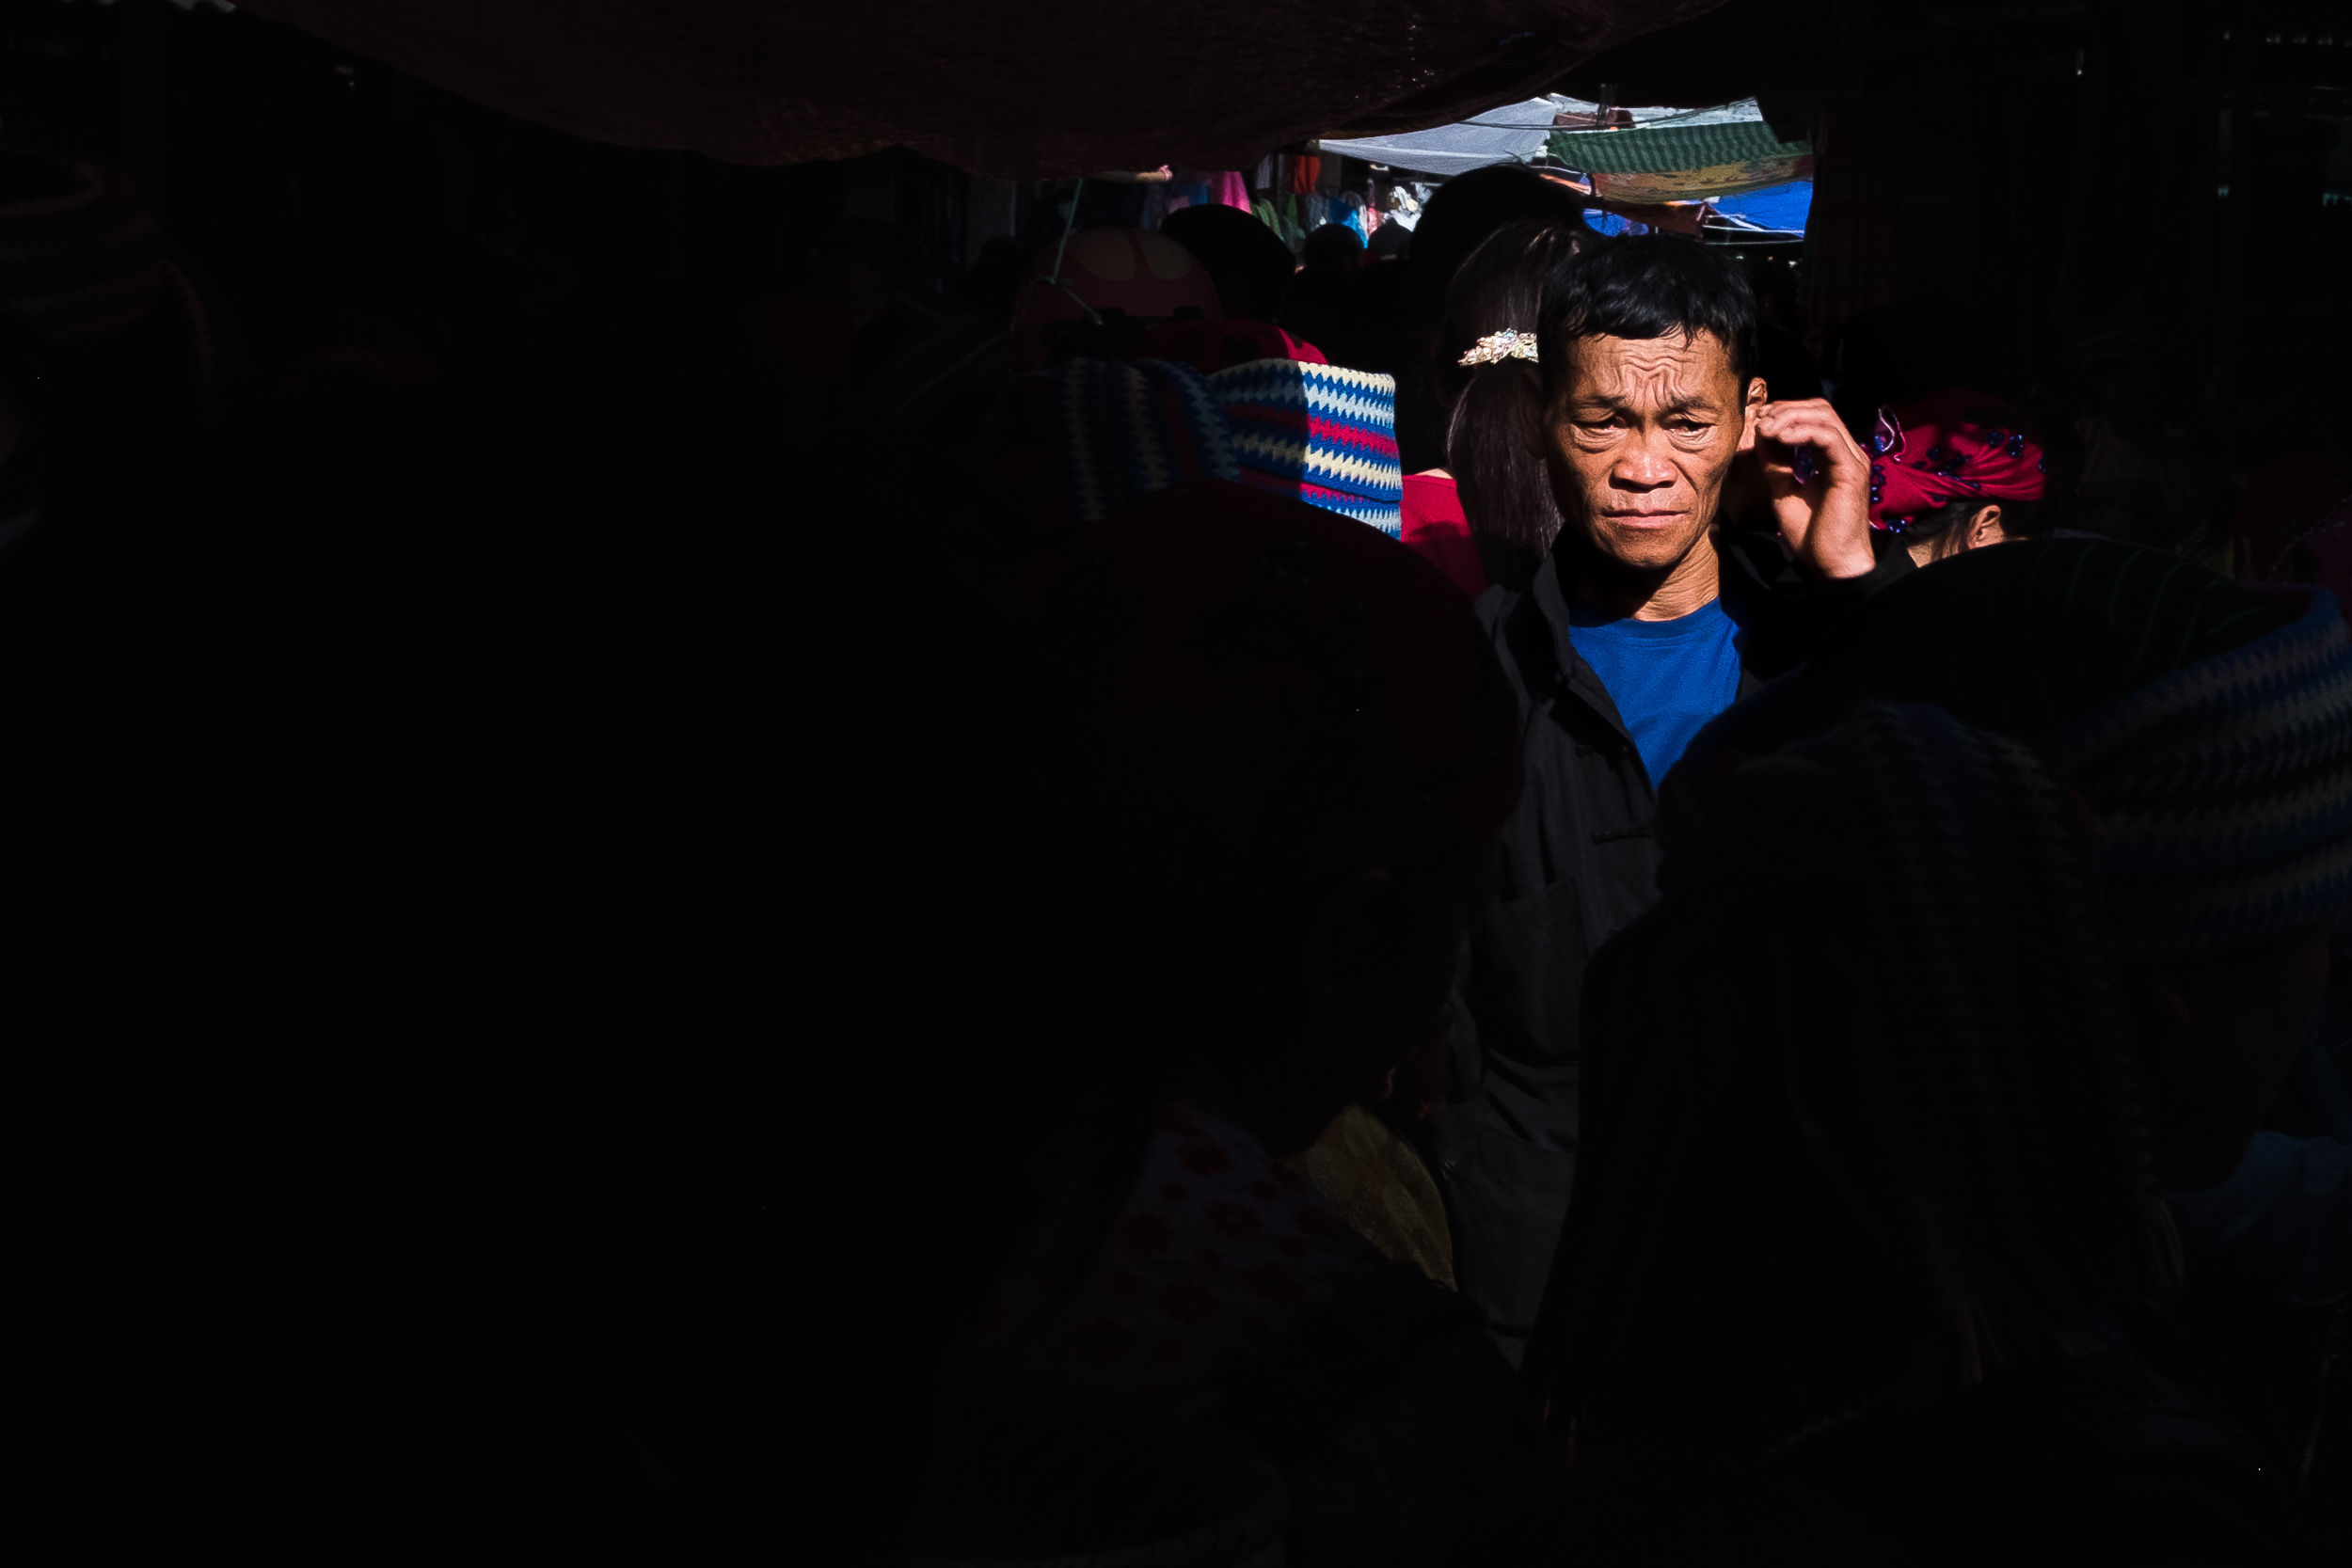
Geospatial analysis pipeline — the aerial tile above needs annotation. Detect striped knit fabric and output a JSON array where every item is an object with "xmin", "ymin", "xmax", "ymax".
[
  {"xmin": 2052, "ymin": 583, "xmax": 2352, "ymax": 956},
  {"xmin": 0, "ymin": 156, "xmax": 163, "ymax": 343},
  {"xmin": 1211, "ymin": 359, "xmax": 1405, "ymax": 537},
  {"xmin": 1058, "ymin": 357, "xmax": 1238, "ymax": 523},
  {"xmin": 1679, "ymin": 539, "xmax": 2352, "ymax": 959}
]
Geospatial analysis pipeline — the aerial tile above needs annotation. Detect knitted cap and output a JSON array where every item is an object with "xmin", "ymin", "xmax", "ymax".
[
  {"xmin": 1210, "ymin": 359, "xmax": 1405, "ymax": 538},
  {"xmin": 0, "ymin": 154, "xmax": 163, "ymax": 343},
  {"xmin": 1053, "ymin": 356, "xmax": 1406, "ymax": 539},
  {"xmin": 1059, "ymin": 356, "xmax": 1238, "ymax": 523},
  {"xmin": 1707, "ymin": 538, "xmax": 2352, "ymax": 958},
  {"xmin": 2049, "ymin": 582, "xmax": 2352, "ymax": 955}
]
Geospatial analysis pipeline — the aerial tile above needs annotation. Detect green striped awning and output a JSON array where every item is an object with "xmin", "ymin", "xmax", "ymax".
[{"xmin": 1547, "ymin": 119, "xmax": 1810, "ymax": 173}]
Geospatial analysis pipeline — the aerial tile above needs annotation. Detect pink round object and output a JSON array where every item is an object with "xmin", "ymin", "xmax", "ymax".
[{"xmin": 1011, "ymin": 228, "xmax": 1222, "ymax": 370}]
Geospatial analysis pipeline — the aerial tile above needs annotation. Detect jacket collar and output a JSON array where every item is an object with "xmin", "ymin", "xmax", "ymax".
[{"xmin": 1531, "ymin": 552, "xmax": 1637, "ymax": 748}]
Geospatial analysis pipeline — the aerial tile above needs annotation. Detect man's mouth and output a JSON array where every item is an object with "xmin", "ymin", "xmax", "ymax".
[{"xmin": 1603, "ymin": 509, "xmax": 1683, "ymax": 521}]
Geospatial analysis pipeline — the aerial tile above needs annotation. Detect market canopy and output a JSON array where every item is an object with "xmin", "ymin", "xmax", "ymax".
[
  {"xmin": 1550, "ymin": 111, "xmax": 1813, "ymax": 202},
  {"xmin": 1320, "ymin": 94, "xmax": 1728, "ymax": 178},
  {"xmin": 233, "ymin": 0, "xmax": 1732, "ymax": 179},
  {"xmin": 1319, "ymin": 98, "xmax": 1564, "ymax": 179},
  {"xmin": 1323, "ymin": 92, "xmax": 1813, "ymax": 237}
]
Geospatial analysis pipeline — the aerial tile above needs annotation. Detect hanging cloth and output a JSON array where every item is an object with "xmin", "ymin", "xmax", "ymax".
[
  {"xmin": 1278, "ymin": 193, "xmax": 1307, "ymax": 250},
  {"xmin": 1165, "ymin": 169, "xmax": 1215, "ymax": 214}
]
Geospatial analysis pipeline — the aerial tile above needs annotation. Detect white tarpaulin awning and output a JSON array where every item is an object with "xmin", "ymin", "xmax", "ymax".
[
  {"xmin": 1323, "ymin": 97, "xmax": 1767, "ymax": 180},
  {"xmin": 1318, "ymin": 98, "xmax": 1559, "ymax": 178}
]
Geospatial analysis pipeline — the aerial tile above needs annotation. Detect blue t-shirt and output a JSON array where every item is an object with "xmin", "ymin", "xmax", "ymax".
[{"xmin": 1565, "ymin": 596, "xmax": 1744, "ymax": 789}]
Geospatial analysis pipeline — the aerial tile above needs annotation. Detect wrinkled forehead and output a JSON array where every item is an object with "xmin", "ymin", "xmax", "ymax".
[{"xmin": 1554, "ymin": 329, "xmax": 1740, "ymax": 408}]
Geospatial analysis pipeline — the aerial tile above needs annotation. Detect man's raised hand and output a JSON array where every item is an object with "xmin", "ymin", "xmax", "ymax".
[{"xmin": 1753, "ymin": 399, "xmax": 1876, "ymax": 580}]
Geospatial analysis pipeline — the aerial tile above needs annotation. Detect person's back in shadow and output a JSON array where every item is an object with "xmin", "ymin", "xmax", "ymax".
[
  {"xmin": 1502, "ymin": 538, "xmax": 2351, "ymax": 1561},
  {"xmin": 1278, "ymin": 222, "xmax": 1362, "ymax": 361},
  {"xmin": 902, "ymin": 464, "xmax": 1539, "ymax": 1566}
]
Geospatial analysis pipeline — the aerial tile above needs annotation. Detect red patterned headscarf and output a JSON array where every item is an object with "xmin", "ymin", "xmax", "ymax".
[{"xmin": 1867, "ymin": 390, "xmax": 2047, "ymax": 532}]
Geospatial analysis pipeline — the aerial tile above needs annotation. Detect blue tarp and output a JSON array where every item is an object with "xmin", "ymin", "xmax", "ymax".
[
  {"xmin": 1711, "ymin": 181, "xmax": 1812, "ymax": 235},
  {"xmin": 1584, "ymin": 181, "xmax": 1810, "ymax": 242}
]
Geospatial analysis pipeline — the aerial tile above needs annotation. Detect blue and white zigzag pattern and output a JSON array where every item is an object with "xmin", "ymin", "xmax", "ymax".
[
  {"xmin": 1212, "ymin": 359, "xmax": 1404, "ymax": 537},
  {"xmin": 1060, "ymin": 357, "xmax": 1237, "ymax": 522}
]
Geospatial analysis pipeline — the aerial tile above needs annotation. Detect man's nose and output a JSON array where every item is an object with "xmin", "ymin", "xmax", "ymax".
[{"xmin": 1612, "ymin": 443, "xmax": 1677, "ymax": 489}]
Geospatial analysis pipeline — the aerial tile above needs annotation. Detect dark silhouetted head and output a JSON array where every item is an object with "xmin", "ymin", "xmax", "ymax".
[
  {"xmin": 1409, "ymin": 165, "xmax": 1591, "ymax": 316},
  {"xmin": 1302, "ymin": 222, "xmax": 1364, "ymax": 276},
  {"xmin": 1160, "ymin": 204, "xmax": 1296, "ymax": 325}
]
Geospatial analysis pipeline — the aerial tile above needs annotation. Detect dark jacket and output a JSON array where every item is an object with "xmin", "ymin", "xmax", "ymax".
[{"xmin": 1432, "ymin": 529, "xmax": 1915, "ymax": 1359}]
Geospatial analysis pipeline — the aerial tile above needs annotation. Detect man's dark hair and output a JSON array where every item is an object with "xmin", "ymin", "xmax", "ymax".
[{"xmin": 1538, "ymin": 234, "xmax": 1759, "ymax": 397}]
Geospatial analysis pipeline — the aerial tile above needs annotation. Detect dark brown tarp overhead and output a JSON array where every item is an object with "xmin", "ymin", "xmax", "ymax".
[
  {"xmin": 233, "ymin": 1, "xmax": 1729, "ymax": 178},
  {"xmin": 1551, "ymin": 0, "xmax": 1795, "ymax": 109}
]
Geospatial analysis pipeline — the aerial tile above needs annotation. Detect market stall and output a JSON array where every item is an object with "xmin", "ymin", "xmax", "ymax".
[{"xmin": 1326, "ymin": 95, "xmax": 1814, "ymax": 243}]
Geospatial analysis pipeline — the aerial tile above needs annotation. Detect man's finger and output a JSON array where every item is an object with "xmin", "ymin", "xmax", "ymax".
[
  {"xmin": 1756, "ymin": 400, "xmax": 1860, "ymax": 437},
  {"xmin": 1759, "ymin": 421, "xmax": 1867, "ymax": 475},
  {"xmin": 1756, "ymin": 406, "xmax": 1854, "ymax": 446}
]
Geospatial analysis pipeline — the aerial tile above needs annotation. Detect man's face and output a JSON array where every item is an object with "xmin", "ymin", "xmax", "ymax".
[{"xmin": 1541, "ymin": 329, "xmax": 1762, "ymax": 574}]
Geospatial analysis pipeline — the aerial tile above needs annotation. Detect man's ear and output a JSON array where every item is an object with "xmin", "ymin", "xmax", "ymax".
[
  {"xmin": 1737, "ymin": 376, "xmax": 1767, "ymax": 451},
  {"xmin": 1969, "ymin": 504, "xmax": 2006, "ymax": 548}
]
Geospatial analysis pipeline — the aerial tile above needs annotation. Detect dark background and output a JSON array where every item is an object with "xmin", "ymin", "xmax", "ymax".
[
  {"xmin": 5, "ymin": 2, "xmax": 2344, "ymax": 558},
  {"xmin": 3, "ymin": 0, "xmax": 2344, "ymax": 1550}
]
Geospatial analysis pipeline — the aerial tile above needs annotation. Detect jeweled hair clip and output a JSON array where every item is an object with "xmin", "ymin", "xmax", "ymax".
[{"xmin": 1457, "ymin": 328, "xmax": 1539, "ymax": 367}]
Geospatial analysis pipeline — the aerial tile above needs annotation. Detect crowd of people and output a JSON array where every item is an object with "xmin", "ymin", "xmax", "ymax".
[
  {"xmin": 4, "ymin": 123, "xmax": 2345, "ymax": 1560},
  {"xmin": 857, "ymin": 165, "xmax": 2349, "ymax": 1564}
]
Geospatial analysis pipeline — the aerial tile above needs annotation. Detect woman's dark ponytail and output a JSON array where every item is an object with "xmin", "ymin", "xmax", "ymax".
[{"xmin": 1432, "ymin": 219, "xmax": 1585, "ymax": 580}]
